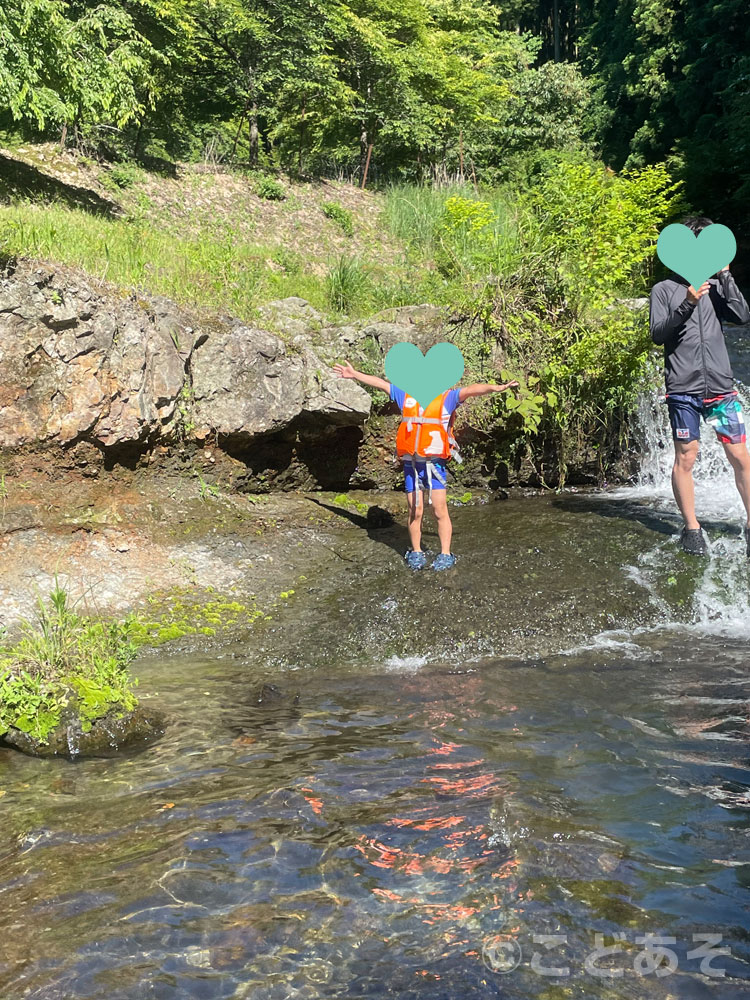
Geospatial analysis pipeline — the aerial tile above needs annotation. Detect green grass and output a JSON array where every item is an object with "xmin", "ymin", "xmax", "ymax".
[
  {"xmin": 0, "ymin": 197, "xmax": 431, "ymax": 320},
  {"xmin": 322, "ymin": 200, "xmax": 354, "ymax": 236},
  {"xmin": 383, "ymin": 181, "xmax": 537, "ymax": 279},
  {"xmin": 0, "ymin": 200, "xmax": 331, "ymax": 316},
  {"xmin": 0, "ymin": 584, "xmax": 139, "ymax": 745},
  {"xmin": 325, "ymin": 255, "xmax": 371, "ymax": 312}
]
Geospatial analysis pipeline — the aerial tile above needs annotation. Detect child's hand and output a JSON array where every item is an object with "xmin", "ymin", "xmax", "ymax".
[
  {"xmin": 494, "ymin": 380, "xmax": 519, "ymax": 392},
  {"xmin": 333, "ymin": 362, "xmax": 356, "ymax": 379}
]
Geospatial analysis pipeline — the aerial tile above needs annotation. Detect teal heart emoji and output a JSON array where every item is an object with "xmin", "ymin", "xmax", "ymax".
[
  {"xmin": 385, "ymin": 341, "xmax": 465, "ymax": 410},
  {"xmin": 657, "ymin": 223, "xmax": 736, "ymax": 289}
]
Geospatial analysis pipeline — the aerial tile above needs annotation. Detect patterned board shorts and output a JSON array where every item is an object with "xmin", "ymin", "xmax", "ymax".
[{"xmin": 666, "ymin": 391, "xmax": 746, "ymax": 445}]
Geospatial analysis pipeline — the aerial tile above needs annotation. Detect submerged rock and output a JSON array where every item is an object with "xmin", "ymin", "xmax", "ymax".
[
  {"xmin": 253, "ymin": 682, "xmax": 300, "ymax": 707},
  {"xmin": 1, "ymin": 704, "xmax": 165, "ymax": 759}
]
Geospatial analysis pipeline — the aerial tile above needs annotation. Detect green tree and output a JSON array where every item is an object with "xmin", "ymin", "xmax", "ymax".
[
  {"xmin": 0, "ymin": 0, "xmax": 162, "ymax": 147},
  {"xmin": 576, "ymin": 0, "xmax": 750, "ymax": 232}
]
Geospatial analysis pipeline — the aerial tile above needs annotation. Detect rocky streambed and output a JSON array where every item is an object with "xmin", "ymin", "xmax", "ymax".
[
  {"xmin": 2, "ymin": 471, "xmax": 750, "ymax": 997},
  {"xmin": 0, "ymin": 254, "xmax": 645, "ymax": 756}
]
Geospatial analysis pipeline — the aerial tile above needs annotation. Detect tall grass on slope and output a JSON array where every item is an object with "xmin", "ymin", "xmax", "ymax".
[
  {"xmin": 0, "ymin": 201, "xmax": 328, "ymax": 317},
  {"xmin": 0, "ymin": 199, "xmax": 428, "ymax": 321},
  {"xmin": 383, "ymin": 181, "xmax": 556, "ymax": 287}
]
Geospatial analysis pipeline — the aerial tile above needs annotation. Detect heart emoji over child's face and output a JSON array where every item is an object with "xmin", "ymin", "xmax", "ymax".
[
  {"xmin": 384, "ymin": 342, "xmax": 465, "ymax": 409},
  {"xmin": 657, "ymin": 223, "xmax": 736, "ymax": 289}
]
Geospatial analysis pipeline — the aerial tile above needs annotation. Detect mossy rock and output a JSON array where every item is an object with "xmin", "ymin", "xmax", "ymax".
[{"xmin": 1, "ymin": 702, "xmax": 165, "ymax": 758}]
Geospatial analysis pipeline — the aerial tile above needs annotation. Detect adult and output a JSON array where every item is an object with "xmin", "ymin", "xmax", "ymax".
[{"xmin": 650, "ymin": 216, "xmax": 750, "ymax": 554}]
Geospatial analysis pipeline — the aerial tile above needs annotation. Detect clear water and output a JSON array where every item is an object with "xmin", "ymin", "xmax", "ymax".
[
  {"xmin": 2, "ymin": 334, "xmax": 750, "ymax": 1000},
  {"xmin": 2, "ymin": 634, "xmax": 748, "ymax": 999}
]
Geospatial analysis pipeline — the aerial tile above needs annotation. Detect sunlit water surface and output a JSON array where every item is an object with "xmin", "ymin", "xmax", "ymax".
[{"xmin": 2, "ymin": 332, "xmax": 750, "ymax": 1000}]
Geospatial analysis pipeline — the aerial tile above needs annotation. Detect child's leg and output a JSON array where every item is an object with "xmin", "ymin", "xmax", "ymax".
[
  {"xmin": 430, "ymin": 490, "xmax": 453, "ymax": 554},
  {"xmin": 407, "ymin": 490, "xmax": 424, "ymax": 551}
]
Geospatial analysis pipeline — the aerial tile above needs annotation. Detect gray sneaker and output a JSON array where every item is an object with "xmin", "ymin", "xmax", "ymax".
[{"xmin": 680, "ymin": 527, "xmax": 707, "ymax": 556}]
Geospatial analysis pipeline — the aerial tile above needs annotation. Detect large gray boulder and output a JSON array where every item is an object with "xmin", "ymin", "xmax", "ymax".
[
  {"xmin": 189, "ymin": 324, "xmax": 370, "ymax": 443},
  {"xmin": 191, "ymin": 323, "xmax": 307, "ymax": 441},
  {"xmin": 0, "ymin": 267, "xmax": 196, "ymax": 449},
  {"xmin": 0, "ymin": 263, "xmax": 370, "ymax": 456}
]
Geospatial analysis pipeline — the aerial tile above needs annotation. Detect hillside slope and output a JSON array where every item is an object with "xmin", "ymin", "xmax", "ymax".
[{"xmin": 0, "ymin": 143, "xmax": 412, "ymax": 323}]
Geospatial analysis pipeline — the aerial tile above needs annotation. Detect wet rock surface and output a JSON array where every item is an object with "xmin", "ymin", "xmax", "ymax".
[
  {"xmin": 1, "ymin": 703, "xmax": 165, "ymax": 758},
  {"xmin": 0, "ymin": 468, "xmax": 666, "ymax": 659}
]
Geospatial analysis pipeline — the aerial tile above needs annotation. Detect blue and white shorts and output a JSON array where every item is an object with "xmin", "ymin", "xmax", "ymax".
[{"xmin": 403, "ymin": 460, "xmax": 448, "ymax": 493}]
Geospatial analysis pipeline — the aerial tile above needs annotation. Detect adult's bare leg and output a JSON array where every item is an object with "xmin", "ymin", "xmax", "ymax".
[
  {"xmin": 672, "ymin": 440, "xmax": 700, "ymax": 529},
  {"xmin": 721, "ymin": 440, "xmax": 750, "ymax": 526}
]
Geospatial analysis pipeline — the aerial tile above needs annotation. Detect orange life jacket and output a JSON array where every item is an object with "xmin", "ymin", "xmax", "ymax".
[{"xmin": 395, "ymin": 391, "xmax": 460, "ymax": 462}]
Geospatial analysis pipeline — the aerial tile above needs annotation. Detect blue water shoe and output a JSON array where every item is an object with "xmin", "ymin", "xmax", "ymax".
[
  {"xmin": 405, "ymin": 550, "xmax": 427, "ymax": 570},
  {"xmin": 432, "ymin": 553, "xmax": 456, "ymax": 571}
]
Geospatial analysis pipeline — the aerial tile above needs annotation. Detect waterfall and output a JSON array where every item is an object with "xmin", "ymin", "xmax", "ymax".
[
  {"xmin": 610, "ymin": 326, "xmax": 750, "ymax": 635},
  {"xmin": 623, "ymin": 382, "xmax": 750, "ymax": 522}
]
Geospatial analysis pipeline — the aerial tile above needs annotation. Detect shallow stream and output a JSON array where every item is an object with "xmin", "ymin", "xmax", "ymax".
[{"xmin": 2, "ymin": 343, "xmax": 750, "ymax": 999}]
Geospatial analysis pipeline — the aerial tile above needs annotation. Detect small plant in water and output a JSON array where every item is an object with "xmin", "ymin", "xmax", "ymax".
[
  {"xmin": 333, "ymin": 492, "xmax": 368, "ymax": 514},
  {"xmin": 0, "ymin": 583, "xmax": 138, "ymax": 745}
]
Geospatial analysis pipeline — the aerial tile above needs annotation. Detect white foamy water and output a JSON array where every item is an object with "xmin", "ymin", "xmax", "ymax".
[
  {"xmin": 560, "ymin": 633, "xmax": 656, "ymax": 660},
  {"xmin": 561, "ymin": 334, "xmax": 750, "ymax": 661},
  {"xmin": 607, "ymin": 365, "xmax": 750, "ymax": 640},
  {"xmin": 615, "ymin": 381, "xmax": 750, "ymax": 522},
  {"xmin": 383, "ymin": 654, "xmax": 429, "ymax": 673}
]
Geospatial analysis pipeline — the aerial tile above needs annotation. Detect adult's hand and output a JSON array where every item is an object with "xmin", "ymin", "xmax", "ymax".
[{"xmin": 687, "ymin": 281, "xmax": 710, "ymax": 305}]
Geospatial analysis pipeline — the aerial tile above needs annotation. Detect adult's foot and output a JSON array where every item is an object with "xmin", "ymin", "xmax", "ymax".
[
  {"xmin": 680, "ymin": 526, "xmax": 707, "ymax": 556},
  {"xmin": 405, "ymin": 549, "xmax": 427, "ymax": 570}
]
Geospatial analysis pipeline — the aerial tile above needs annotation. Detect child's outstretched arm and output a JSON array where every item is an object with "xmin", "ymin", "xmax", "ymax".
[
  {"xmin": 333, "ymin": 361, "xmax": 391, "ymax": 394},
  {"xmin": 458, "ymin": 380, "xmax": 519, "ymax": 402}
]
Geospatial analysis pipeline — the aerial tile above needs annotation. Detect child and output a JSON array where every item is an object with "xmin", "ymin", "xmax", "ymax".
[{"xmin": 333, "ymin": 361, "xmax": 518, "ymax": 570}]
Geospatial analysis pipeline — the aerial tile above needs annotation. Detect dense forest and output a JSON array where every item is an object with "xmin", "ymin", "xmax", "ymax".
[{"xmin": 1, "ymin": 0, "xmax": 748, "ymax": 232}]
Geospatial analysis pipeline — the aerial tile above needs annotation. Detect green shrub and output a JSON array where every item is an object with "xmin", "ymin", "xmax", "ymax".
[
  {"xmin": 322, "ymin": 200, "xmax": 354, "ymax": 236},
  {"xmin": 271, "ymin": 246, "xmax": 302, "ymax": 274},
  {"xmin": 384, "ymin": 163, "xmax": 681, "ymax": 483},
  {"xmin": 255, "ymin": 176, "xmax": 286, "ymax": 201},
  {"xmin": 104, "ymin": 162, "xmax": 144, "ymax": 189},
  {"xmin": 0, "ymin": 585, "xmax": 139, "ymax": 745}
]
